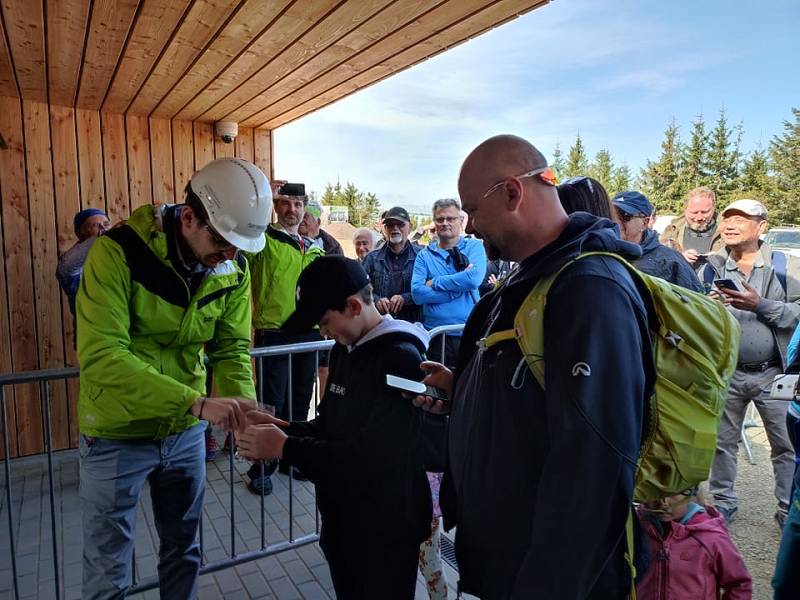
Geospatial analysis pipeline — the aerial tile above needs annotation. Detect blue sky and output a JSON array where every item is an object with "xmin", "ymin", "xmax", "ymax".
[{"xmin": 274, "ymin": 0, "xmax": 800, "ymax": 214}]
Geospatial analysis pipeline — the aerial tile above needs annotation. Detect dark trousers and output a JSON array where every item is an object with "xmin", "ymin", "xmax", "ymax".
[
  {"xmin": 773, "ymin": 412, "xmax": 800, "ymax": 598},
  {"xmin": 321, "ymin": 534, "xmax": 420, "ymax": 600},
  {"xmin": 254, "ymin": 329, "xmax": 320, "ymax": 422},
  {"xmin": 429, "ymin": 334, "xmax": 461, "ymax": 371}
]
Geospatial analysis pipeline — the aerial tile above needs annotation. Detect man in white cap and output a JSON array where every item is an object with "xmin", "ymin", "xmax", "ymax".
[{"xmin": 699, "ymin": 199, "xmax": 800, "ymax": 528}]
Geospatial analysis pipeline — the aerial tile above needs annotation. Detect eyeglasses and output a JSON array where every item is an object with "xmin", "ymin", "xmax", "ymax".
[
  {"xmin": 561, "ymin": 176, "xmax": 595, "ymax": 194},
  {"xmin": 615, "ymin": 210, "xmax": 648, "ymax": 224},
  {"xmin": 482, "ymin": 166, "xmax": 558, "ymax": 199},
  {"xmin": 434, "ymin": 216, "xmax": 460, "ymax": 224},
  {"xmin": 205, "ymin": 223, "xmax": 234, "ymax": 250},
  {"xmin": 383, "ymin": 220, "xmax": 407, "ymax": 229}
]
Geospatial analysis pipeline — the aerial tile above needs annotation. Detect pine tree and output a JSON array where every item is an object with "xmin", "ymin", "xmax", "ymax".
[
  {"xmin": 589, "ymin": 148, "xmax": 614, "ymax": 193},
  {"xmin": 769, "ymin": 107, "xmax": 800, "ymax": 224},
  {"xmin": 707, "ymin": 107, "xmax": 741, "ymax": 202},
  {"xmin": 551, "ymin": 143, "xmax": 566, "ymax": 180},
  {"xmin": 564, "ymin": 134, "xmax": 589, "ymax": 178},
  {"xmin": 681, "ymin": 113, "xmax": 709, "ymax": 192},
  {"xmin": 320, "ymin": 180, "xmax": 341, "ymax": 205},
  {"xmin": 640, "ymin": 119, "xmax": 684, "ymax": 213},
  {"xmin": 609, "ymin": 164, "xmax": 633, "ymax": 198}
]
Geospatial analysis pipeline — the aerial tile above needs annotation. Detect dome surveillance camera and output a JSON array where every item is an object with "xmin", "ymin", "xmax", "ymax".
[{"xmin": 215, "ymin": 121, "xmax": 238, "ymax": 144}]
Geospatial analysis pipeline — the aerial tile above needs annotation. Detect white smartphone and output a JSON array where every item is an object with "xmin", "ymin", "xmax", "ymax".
[
  {"xmin": 771, "ymin": 373, "xmax": 799, "ymax": 401},
  {"xmin": 386, "ymin": 374, "xmax": 448, "ymax": 402}
]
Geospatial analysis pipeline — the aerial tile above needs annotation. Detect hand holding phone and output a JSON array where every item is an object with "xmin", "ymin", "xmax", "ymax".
[
  {"xmin": 386, "ymin": 374, "xmax": 448, "ymax": 403},
  {"xmin": 714, "ymin": 278, "xmax": 741, "ymax": 292}
]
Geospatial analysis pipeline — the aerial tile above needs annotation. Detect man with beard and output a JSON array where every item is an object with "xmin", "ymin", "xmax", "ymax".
[
  {"xmin": 660, "ymin": 186, "xmax": 724, "ymax": 269},
  {"xmin": 245, "ymin": 182, "xmax": 324, "ymax": 494},
  {"xmin": 413, "ymin": 135, "xmax": 654, "ymax": 598},
  {"xmin": 362, "ymin": 206, "xmax": 423, "ymax": 322}
]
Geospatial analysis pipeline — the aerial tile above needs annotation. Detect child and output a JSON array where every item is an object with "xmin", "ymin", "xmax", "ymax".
[
  {"xmin": 238, "ymin": 256, "xmax": 433, "ymax": 599},
  {"xmin": 636, "ymin": 487, "xmax": 752, "ymax": 600}
]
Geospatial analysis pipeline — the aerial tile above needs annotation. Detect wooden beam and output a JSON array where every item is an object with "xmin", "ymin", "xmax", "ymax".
[
  {"xmin": 0, "ymin": 99, "xmax": 15, "ymax": 456},
  {"xmin": 76, "ymin": 108, "xmax": 106, "ymax": 211},
  {"xmin": 101, "ymin": 112, "xmax": 130, "ymax": 222},
  {"xmin": 0, "ymin": 5, "xmax": 18, "ymax": 98},
  {"xmin": 151, "ymin": 0, "xmax": 292, "ymax": 119},
  {"xmin": 23, "ymin": 99, "xmax": 71, "ymax": 450},
  {"xmin": 174, "ymin": 0, "xmax": 341, "ymax": 122},
  {"xmin": 126, "ymin": 0, "xmax": 242, "ymax": 117},
  {"xmin": 193, "ymin": 121, "xmax": 214, "ymax": 169},
  {"xmin": 219, "ymin": 0, "xmax": 424, "ymax": 125},
  {"xmin": 253, "ymin": 128, "xmax": 271, "ymax": 179},
  {"xmin": 101, "ymin": 0, "xmax": 191, "ymax": 114},
  {"xmin": 46, "ymin": 0, "xmax": 91, "ymax": 106},
  {"xmin": 172, "ymin": 119, "xmax": 194, "ymax": 200},
  {"xmin": 126, "ymin": 115, "xmax": 152, "ymax": 210},
  {"xmin": 76, "ymin": 0, "xmax": 139, "ymax": 110},
  {"xmin": 0, "ymin": 96, "xmax": 43, "ymax": 455},
  {"xmin": 1, "ymin": 0, "xmax": 46, "ymax": 101},
  {"xmin": 252, "ymin": 0, "xmax": 547, "ymax": 128},
  {"xmin": 149, "ymin": 117, "xmax": 174, "ymax": 203}
]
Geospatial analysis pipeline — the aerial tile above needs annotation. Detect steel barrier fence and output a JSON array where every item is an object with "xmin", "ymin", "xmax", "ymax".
[{"xmin": 0, "ymin": 324, "xmax": 463, "ymax": 599}]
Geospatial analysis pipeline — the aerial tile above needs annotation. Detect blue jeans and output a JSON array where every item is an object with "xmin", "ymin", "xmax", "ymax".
[{"xmin": 79, "ymin": 422, "xmax": 206, "ymax": 599}]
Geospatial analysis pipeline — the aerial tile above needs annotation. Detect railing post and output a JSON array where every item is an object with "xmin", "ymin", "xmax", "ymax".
[
  {"xmin": 1, "ymin": 385, "xmax": 20, "ymax": 600},
  {"xmin": 41, "ymin": 381, "xmax": 61, "ymax": 600},
  {"xmin": 228, "ymin": 432, "xmax": 236, "ymax": 558},
  {"xmin": 287, "ymin": 352, "xmax": 294, "ymax": 543}
]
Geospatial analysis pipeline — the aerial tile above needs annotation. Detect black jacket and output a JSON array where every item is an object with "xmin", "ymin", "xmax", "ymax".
[
  {"xmin": 442, "ymin": 213, "xmax": 656, "ymax": 599},
  {"xmin": 634, "ymin": 229, "xmax": 703, "ymax": 292},
  {"xmin": 318, "ymin": 228, "xmax": 344, "ymax": 256},
  {"xmin": 282, "ymin": 317, "xmax": 432, "ymax": 545}
]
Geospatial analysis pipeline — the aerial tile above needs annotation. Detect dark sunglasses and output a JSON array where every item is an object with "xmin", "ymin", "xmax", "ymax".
[{"xmin": 615, "ymin": 209, "xmax": 648, "ymax": 223}]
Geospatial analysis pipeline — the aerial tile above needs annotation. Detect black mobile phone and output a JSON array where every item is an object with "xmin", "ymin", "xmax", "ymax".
[
  {"xmin": 714, "ymin": 278, "xmax": 741, "ymax": 292},
  {"xmin": 277, "ymin": 182, "xmax": 305, "ymax": 196},
  {"xmin": 386, "ymin": 374, "xmax": 448, "ymax": 402}
]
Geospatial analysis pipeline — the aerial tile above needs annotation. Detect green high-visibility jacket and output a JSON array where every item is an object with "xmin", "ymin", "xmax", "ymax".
[
  {"xmin": 76, "ymin": 204, "xmax": 256, "ymax": 439},
  {"xmin": 245, "ymin": 225, "xmax": 324, "ymax": 330}
]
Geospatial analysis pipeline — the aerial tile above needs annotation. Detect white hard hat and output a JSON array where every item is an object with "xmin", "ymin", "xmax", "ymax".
[{"xmin": 188, "ymin": 158, "xmax": 272, "ymax": 252}]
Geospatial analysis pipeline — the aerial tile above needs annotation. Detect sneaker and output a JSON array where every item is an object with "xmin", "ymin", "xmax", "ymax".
[
  {"xmin": 247, "ymin": 474, "xmax": 273, "ymax": 496},
  {"xmin": 205, "ymin": 430, "xmax": 218, "ymax": 462},
  {"xmin": 715, "ymin": 505, "xmax": 737, "ymax": 524},
  {"xmin": 775, "ymin": 503, "xmax": 789, "ymax": 529}
]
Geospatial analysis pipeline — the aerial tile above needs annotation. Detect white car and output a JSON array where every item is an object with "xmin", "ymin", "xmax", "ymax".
[{"xmin": 763, "ymin": 226, "xmax": 800, "ymax": 258}]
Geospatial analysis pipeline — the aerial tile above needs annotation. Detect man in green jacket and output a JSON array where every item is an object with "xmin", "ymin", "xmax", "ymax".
[
  {"xmin": 244, "ymin": 182, "xmax": 324, "ymax": 494},
  {"xmin": 77, "ymin": 158, "xmax": 274, "ymax": 599}
]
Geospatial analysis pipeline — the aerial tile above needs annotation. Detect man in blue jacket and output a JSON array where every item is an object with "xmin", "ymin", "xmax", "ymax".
[
  {"xmin": 416, "ymin": 135, "xmax": 654, "ymax": 599},
  {"xmin": 411, "ymin": 198, "xmax": 486, "ymax": 367}
]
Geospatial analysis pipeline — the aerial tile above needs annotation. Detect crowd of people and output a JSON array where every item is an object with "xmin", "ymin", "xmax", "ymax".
[{"xmin": 55, "ymin": 134, "xmax": 800, "ymax": 600}]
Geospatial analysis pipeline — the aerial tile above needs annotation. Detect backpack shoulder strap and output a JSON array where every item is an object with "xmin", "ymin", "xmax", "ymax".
[{"xmin": 772, "ymin": 250, "xmax": 787, "ymax": 294}]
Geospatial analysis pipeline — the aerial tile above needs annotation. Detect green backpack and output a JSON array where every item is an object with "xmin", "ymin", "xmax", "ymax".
[{"xmin": 482, "ymin": 251, "xmax": 741, "ymax": 502}]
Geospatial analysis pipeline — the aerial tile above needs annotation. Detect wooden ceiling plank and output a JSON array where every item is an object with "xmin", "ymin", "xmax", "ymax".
[
  {"xmin": 75, "ymin": 0, "xmax": 139, "ymax": 110},
  {"xmin": 1, "ymin": 0, "xmax": 46, "ymax": 101},
  {"xmin": 0, "ymin": 6, "xmax": 18, "ymax": 97},
  {"xmin": 174, "ymin": 0, "xmax": 342, "ymax": 122},
  {"xmin": 101, "ymin": 0, "xmax": 192, "ymax": 114},
  {"xmin": 222, "ymin": 0, "xmax": 443, "ymax": 125},
  {"xmin": 252, "ymin": 0, "xmax": 546, "ymax": 128},
  {"xmin": 150, "ymin": 0, "xmax": 292, "ymax": 119},
  {"xmin": 199, "ymin": 0, "xmax": 395, "ymax": 124},
  {"xmin": 46, "ymin": 0, "xmax": 90, "ymax": 106},
  {"xmin": 126, "ymin": 0, "xmax": 243, "ymax": 117}
]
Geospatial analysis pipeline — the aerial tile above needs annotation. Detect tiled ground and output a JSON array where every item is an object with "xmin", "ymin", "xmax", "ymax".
[{"xmin": 0, "ymin": 448, "xmax": 459, "ymax": 599}]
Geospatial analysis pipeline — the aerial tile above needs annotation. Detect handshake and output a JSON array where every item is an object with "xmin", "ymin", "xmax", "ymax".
[{"xmin": 189, "ymin": 397, "xmax": 290, "ymax": 460}]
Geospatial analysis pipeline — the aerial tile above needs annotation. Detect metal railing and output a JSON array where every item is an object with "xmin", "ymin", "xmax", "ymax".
[{"xmin": 0, "ymin": 323, "xmax": 463, "ymax": 599}]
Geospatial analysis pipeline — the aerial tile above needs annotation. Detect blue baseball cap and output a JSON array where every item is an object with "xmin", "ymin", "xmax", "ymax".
[
  {"xmin": 73, "ymin": 208, "xmax": 108, "ymax": 233},
  {"xmin": 613, "ymin": 191, "xmax": 653, "ymax": 216}
]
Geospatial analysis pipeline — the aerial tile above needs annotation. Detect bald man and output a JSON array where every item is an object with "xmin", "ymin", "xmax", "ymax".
[
  {"xmin": 418, "ymin": 135, "xmax": 655, "ymax": 598},
  {"xmin": 660, "ymin": 186, "xmax": 724, "ymax": 268}
]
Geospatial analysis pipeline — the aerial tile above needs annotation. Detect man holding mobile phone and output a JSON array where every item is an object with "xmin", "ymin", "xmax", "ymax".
[{"xmin": 699, "ymin": 199, "xmax": 800, "ymax": 528}]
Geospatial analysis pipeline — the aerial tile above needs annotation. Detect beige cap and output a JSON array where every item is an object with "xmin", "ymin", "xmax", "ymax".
[{"xmin": 721, "ymin": 199, "xmax": 767, "ymax": 219}]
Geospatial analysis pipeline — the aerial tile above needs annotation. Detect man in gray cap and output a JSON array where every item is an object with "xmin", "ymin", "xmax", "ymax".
[{"xmin": 699, "ymin": 199, "xmax": 800, "ymax": 528}]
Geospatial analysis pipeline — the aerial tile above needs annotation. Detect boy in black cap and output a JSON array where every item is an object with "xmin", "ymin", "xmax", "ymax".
[{"xmin": 238, "ymin": 255, "xmax": 434, "ymax": 599}]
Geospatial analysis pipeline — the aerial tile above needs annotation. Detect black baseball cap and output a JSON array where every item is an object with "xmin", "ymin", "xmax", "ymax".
[
  {"xmin": 282, "ymin": 256, "xmax": 370, "ymax": 333},
  {"xmin": 383, "ymin": 206, "xmax": 410, "ymax": 224}
]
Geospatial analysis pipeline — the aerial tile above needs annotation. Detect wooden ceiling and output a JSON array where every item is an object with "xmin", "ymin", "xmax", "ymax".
[{"xmin": 0, "ymin": 0, "xmax": 548, "ymax": 129}]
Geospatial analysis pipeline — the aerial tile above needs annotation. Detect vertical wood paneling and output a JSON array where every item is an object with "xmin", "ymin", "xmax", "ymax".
[
  {"xmin": 172, "ymin": 120, "xmax": 194, "ymax": 201},
  {"xmin": 235, "ymin": 127, "xmax": 253, "ymax": 163},
  {"xmin": 0, "ymin": 104, "xmax": 16, "ymax": 456},
  {"xmin": 126, "ymin": 115, "xmax": 152, "ymax": 210},
  {"xmin": 101, "ymin": 113, "xmax": 130, "ymax": 222},
  {"xmin": 76, "ymin": 109, "xmax": 106, "ymax": 211},
  {"xmin": 193, "ymin": 121, "xmax": 214, "ymax": 170},
  {"xmin": 49, "ymin": 104, "xmax": 82, "ymax": 446},
  {"xmin": 23, "ymin": 100, "xmax": 70, "ymax": 450},
  {"xmin": 214, "ymin": 134, "xmax": 234, "ymax": 159},
  {"xmin": 0, "ymin": 96, "xmax": 43, "ymax": 455},
  {"xmin": 149, "ymin": 118, "xmax": 174, "ymax": 204},
  {"xmin": 253, "ymin": 129, "xmax": 272, "ymax": 179},
  {"xmin": 0, "ymin": 8, "xmax": 19, "ymax": 97}
]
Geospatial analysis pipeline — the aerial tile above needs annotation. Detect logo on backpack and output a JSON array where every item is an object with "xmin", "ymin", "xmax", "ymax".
[{"xmin": 571, "ymin": 362, "xmax": 592, "ymax": 377}]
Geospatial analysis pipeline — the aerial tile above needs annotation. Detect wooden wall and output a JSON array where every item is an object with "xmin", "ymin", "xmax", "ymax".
[{"xmin": 0, "ymin": 96, "xmax": 272, "ymax": 457}]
